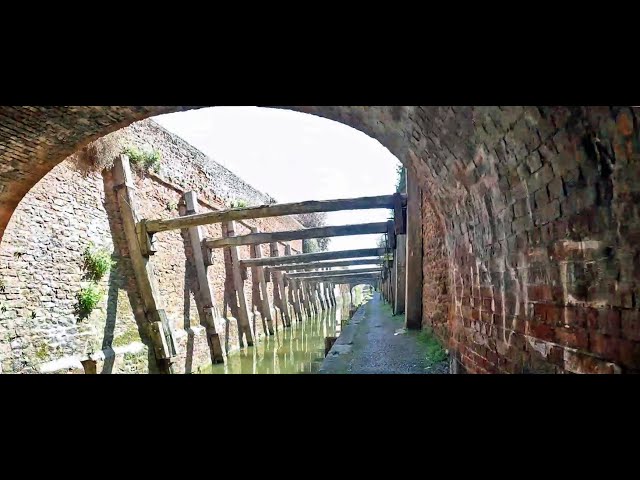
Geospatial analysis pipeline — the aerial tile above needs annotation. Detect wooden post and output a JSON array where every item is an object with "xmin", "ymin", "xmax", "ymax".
[
  {"xmin": 307, "ymin": 282, "xmax": 318, "ymax": 315},
  {"xmin": 270, "ymin": 242, "xmax": 291, "ymax": 327},
  {"xmin": 405, "ymin": 167, "xmax": 423, "ymax": 330},
  {"xmin": 249, "ymin": 228, "xmax": 274, "ymax": 335},
  {"xmin": 113, "ymin": 155, "xmax": 176, "ymax": 374},
  {"xmin": 317, "ymin": 282, "xmax": 327, "ymax": 311},
  {"xmin": 183, "ymin": 192, "xmax": 224, "ymax": 363},
  {"xmin": 391, "ymin": 255, "xmax": 396, "ymax": 311},
  {"xmin": 284, "ymin": 245, "xmax": 303, "ymax": 322},
  {"xmin": 324, "ymin": 283, "xmax": 332, "ymax": 307},
  {"xmin": 225, "ymin": 221, "xmax": 254, "ymax": 346},
  {"xmin": 299, "ymin": 280, "xmax": 311, "ymax": 317},
  {"xmin": 394, "ymin": 233, "xmax": 407, "ymax": 315}
]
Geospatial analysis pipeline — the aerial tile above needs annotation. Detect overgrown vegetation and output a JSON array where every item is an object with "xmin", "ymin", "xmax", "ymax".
[
  {"xmin": 230, "ymin": 199, "xmax": 249, "ymax": 208},
  {"xmin": 122, "ymin": 146, "xmax": 161, "ymax": 173},
  {"xmin": 417, "ymin": 327, "xmax": 448, "ymax": 366},
  {"xmin": 111, "ymin": 325, "xmax": 141, "ymax": 348},
  {"xmin": 297, "ymin": 212, "xmax": 330, "ymax": 253},
  {"xmin": 82, "ymin": 243, "xmax": 116, "ymax": 282},
  {"xmin": 166, "ymin": 200, "xmax": 178, "ymax": 212},
  {"xmin": 35, "ymin": 343, "xmax": 48, "ymax": 361},
  {"xmin": 395, "ymin": 163, "xmax": 406, "ymax": 193},
  {"xmin": 76, "ymin": 243, "xmax": 113, "ymax": 319},
  {"xmin": 76, "ymin": 283, "xmax": 104, "ymax": 319},
  {"xmin": 68, "ymin": 129, "xmax": 127, "ymax": 175}
]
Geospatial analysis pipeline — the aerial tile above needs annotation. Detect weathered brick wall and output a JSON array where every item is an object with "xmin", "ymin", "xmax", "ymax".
[
  {"xmin": 408, "ymin": 106, "xmax": 640, "ymax": 374},
  {"xmin": 0, "ymin": 119, "xmax": 301, "ymax": 374},
  {"xmin": 2, "ymin": 106, "xmax": 640, "ymax": 374},
  {"xmin": 421, "ymin": 195, "xmax": 450, "ymax": 340}
]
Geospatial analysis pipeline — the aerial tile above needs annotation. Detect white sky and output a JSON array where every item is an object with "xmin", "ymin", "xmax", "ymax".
[{"xmin": 153, "ymin": 107, "xmax": 400, "ymax": 252}]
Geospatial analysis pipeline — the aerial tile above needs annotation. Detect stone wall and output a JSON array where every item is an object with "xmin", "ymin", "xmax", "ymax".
[{"xmin": 0, "ymin": 119, "xmax": 302, "ymax": 374}]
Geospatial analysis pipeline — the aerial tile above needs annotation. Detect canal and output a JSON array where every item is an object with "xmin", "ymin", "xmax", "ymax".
[{"xmin": 199, "ymin": 295, "xmax": 353, "ymax": 374}]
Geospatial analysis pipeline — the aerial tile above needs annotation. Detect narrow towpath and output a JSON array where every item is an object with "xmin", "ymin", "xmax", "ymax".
[{"xmin": 319, "ymin": 292, "xmax": 449, "ymax": 374}]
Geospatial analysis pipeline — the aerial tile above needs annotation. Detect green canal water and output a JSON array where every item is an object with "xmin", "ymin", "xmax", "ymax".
[{"xmin": 199, "ymin": 299, "xmax": 351, "ymax": 374}]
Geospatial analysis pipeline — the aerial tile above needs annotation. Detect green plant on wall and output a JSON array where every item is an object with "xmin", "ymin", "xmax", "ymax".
[
  {"xmin": 166, "ymin": 200, "xmax": 178, "ymax": 212},
  {"xmin": 122, "ymin": 146, "xmax": 161, "ymax": 173},
  {"xmin": 76, "ymin": 283, "xmax": 104, "ymax": 319},
  {"xmin": 230, "ymin": 199, "xmax": 249, "ymax": 208},
  {"xmin": 83, "ymin": 243, "xmax": 116, "ymax": 282}
]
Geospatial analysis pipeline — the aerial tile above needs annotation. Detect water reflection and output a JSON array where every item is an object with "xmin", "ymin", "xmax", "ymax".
[{"xmin": 200, "ymin": 297, "xmax": 351, "ymax": 374}]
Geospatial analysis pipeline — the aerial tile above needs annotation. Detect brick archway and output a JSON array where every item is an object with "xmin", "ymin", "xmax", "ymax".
[{"xmin": 2, "ymin": 106, "xmax": 639, "ymax": 373}]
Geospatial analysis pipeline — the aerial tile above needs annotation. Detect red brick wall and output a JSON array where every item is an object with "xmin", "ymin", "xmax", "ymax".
[
  {"xmin": 411, "ymin": 107, "xmax": 640, "ymax": 374},
  {"xmin": 421, "ymin": 195, "xmax": 450, "ymax": 340}
]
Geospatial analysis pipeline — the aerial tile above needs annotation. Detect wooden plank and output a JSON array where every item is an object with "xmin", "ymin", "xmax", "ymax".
[
  {"xmin": 250, "ymin": 228, "xmax": 274, "ymax": 336},
  {"xmin": 113, "ymin": 155, "xmax": 175, "ymax": 374},
  {"xmin": 204, "ymin": 222, "xmax": 388, "ymax": 248},
  {"xmin": 286, "ymin": 267, "xmax": 382, "ymax": 279},
  {"xmin": 270, "ymin": 257, "xmax": 383, "ymax": 271},
  {"xmin": 405, "ymin": 167, "xmax": 423, "ymax": 330},
  {"xmin": 295, "ymin": 274, "xmax": 380, "ymax": 283},
  {"xmin": 241, "ymin": 248, "xmax": 385, "ymax": 268},
  {"xmin": 225, "ymin": 221, "xmax": 254, "ymax": 346},
  {"xmin": 145, "ymin": 194, "xmax": 405, "ymax": 234},
  {"xmin": 394, "ymin": 234, "xmax": 407, "ymax": 315},
  {"xmin": 183, "ymin": 192, "xmax": 225, "ymax": 363}
]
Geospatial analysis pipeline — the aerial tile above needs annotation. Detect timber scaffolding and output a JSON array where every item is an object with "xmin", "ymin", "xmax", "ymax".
[{"xmin": 112, "ymin": 154, "xmax": 418, "ymax": 374}]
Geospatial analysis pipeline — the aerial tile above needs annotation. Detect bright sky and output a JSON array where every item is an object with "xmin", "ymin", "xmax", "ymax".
[{"xmin": 153, "ymin": 107, "xmax": 400, "ymax": 252}]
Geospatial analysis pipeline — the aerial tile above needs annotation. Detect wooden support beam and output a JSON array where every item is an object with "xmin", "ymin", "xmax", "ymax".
[
  {"xmin": 270, "ymin": 242, "xmax": 291, "ymax": 328},
  {"xmin": 145, "ymin": 194, "xmax": 405, "ymax": 234},
  {"xmin": 394, "ymin": 234, "xmax": 407, "ymax": 315},
  {"xmin": 390, "ymin": 254, "xmax": 397, "ymax": 311},
  {"xmin": 240, "ymin": 248, "xmax": 386, "ymax": 268},
  {"xmin": 225, "ymin": 221, "xmax": 254, "ymax": 346},
  {"xmin": 296, "ymin": 274, "xmax": 380, "ymax": 284},
  {"xmin": 270, "ymin": 257, "xmax": 383, "ymax": 271},
  {"xmin": 113, "ymin": 155, "xmax": 176, "ymax": 374},
  {"xmin": 183, "ymin": 192, "xmax": 224, "ymax": 363},
  {"xmin": 387, "ymin": 220, "xmax": 397, "ymax": 250},
  {"xmin": 284, "ymin": 244, "xmax": 303, "ymax": 322},
  {"xmin": 205, "ymin": 222, "xmax": 389, "ymax": 249},
  {"xmin": 286, "ymin": 267, "xmax": 382, "ymax": 279},
  {"xmin": 393, "ymin": 192, "xmax": 407, "ymax": 235},
  {"xmin": 249, "ymin": 228, "xmax": 274, "ymax": 335},
  {"xmin": 299, "ymin": 280, "xmax": 312, "ymax": 317},
  {"xmin": 303, "ymin": 282, "xmax": 316, "ymax": 316},
  {"xmin": 405, "ymin": 168, "xmax": 423, "ymax": 330},
  {"xmin": 317, "ymin": 282, "xmax": 327, "ymax": 311}
]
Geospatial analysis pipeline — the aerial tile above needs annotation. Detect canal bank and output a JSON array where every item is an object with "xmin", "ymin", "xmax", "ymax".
[{"xmin": 319, "ymin": 292, "xmax": 449, "ymax": 374}]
